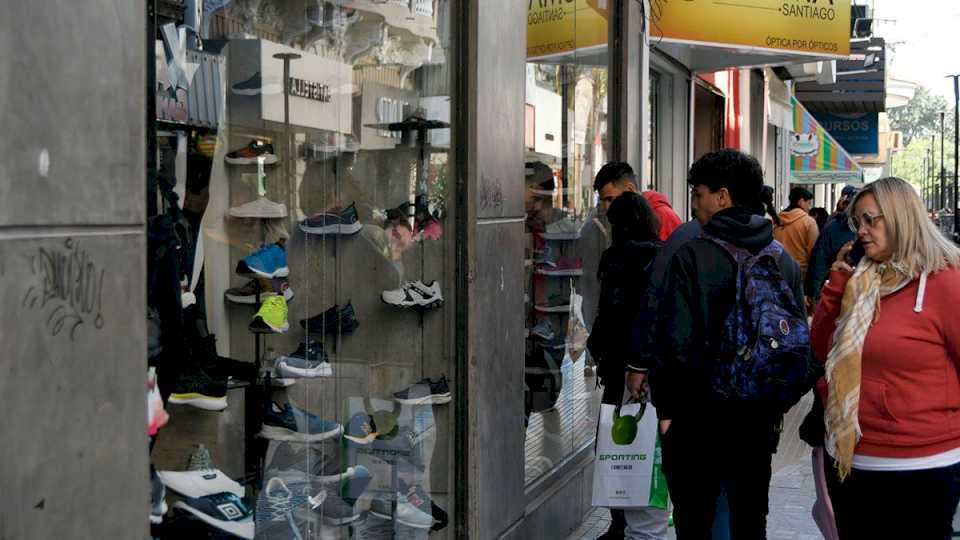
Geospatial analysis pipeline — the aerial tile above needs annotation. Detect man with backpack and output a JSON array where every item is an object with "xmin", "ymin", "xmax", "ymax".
[{"xmin": 647, "ymin": 150, "xmax": 815, "ymax": 539}]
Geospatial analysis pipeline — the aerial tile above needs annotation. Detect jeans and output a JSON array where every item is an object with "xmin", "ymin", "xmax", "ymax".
[
  {"xmin": 661, "ymin": 417, "xmax": 775, "ymax": 540},
  {"xmin": 624, "ymin": 506, "xmax": 669, "ymax": 540},
  {"xmin": 825, "ymin": 457, "xmax": 960, "ymax": 540}
]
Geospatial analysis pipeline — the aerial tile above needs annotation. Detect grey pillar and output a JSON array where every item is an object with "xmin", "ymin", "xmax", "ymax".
[
  {"xmin": 457, "ymin": 0, "xmax": 528, "ymax": 538},
  {"xmin": 610, "ymin": 0, "xmax": 647, "ymax": 169},
  {"xmin": 0, "ymin": 2, "xmax": 147, "ymax": 538}
]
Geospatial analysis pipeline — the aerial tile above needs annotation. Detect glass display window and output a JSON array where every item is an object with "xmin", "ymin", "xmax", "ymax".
[{"xmin": 149, "ymin": 2, "xmax": 457, "ymax": 538}]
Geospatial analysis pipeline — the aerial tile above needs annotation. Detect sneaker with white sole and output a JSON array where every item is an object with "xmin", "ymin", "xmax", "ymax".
[
  {"xmin": 381, "ymin": 281, "xmax": 443, "ymax": 309},
  {"xmin": 159, "ymin": 468, "xmax": 245, "ymax": 499},
  {"xmin": 276, "ymin": 339, "xmax": 332, "ymax": 378},
  {"xmin": 260, "ymin": 401, "xmax": 342, "ymax": 442},
  {"xmin": 393, "ymin": 375, "xmax": 451, "ymax": 405},
  {"xmin": 174, "ymin": 492, "xmax": 254, "ymax": 539},
  {"xmin": 228, "ymin": 196, "xmax": 288, "ymax": 219},
  {"xmin": 225, "ymin": 277, "xmax": 294, "ymax": 305},
  {"xmin": 395, "ymin": 482, "xmax": 436, "ymax": 529}
]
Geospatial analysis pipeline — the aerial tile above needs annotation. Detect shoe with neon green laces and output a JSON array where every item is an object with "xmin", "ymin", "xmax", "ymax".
[{"xmin": 250, "ymin": 296, "xmax": 289, "ymax": 334}]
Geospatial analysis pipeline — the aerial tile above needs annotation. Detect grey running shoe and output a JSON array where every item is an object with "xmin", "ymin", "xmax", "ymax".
[
  {"xmin": 187, "ymin": 444, "xmax": 213, "ymax": 471},
  {"xmin": 290, "ymin": 479, "xmax": 360, "ymax": 526},
  {"xmin": 255, "ymin": 477, "xmax": 308, "ymax": 540}
]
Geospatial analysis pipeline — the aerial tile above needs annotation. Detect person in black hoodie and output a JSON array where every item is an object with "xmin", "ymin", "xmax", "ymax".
[
  {"xmin": 648, "ymin": 150, "xmax": 805, "ymax": 539},
  {"xmin": 587, "ymin": 190, "xmax": 666, "ymax": 540}
]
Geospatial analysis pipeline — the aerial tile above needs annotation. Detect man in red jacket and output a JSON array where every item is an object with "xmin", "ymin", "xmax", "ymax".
[{"xmin": 642, "ymin": 191, "xmax": 682, "ymax": 241}]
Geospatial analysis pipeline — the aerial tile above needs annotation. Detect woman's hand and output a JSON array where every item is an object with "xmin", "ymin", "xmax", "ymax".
[{"xmin": 831, "ymin": 241, "xmax": 855, "ymax": 274}]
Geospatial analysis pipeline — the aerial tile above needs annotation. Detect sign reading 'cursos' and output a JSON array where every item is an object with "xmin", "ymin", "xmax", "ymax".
[{"xmin": 651, "ymin": 0, "xmax": 851, "ymax": 57}]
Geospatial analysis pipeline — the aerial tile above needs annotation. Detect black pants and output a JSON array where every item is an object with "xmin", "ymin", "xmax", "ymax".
[
  {"xmin": 661, "ymin": 417, "xmax": 775, "ymax": 540},
  {"xmin": 826, "ymin": 458, "xmax": 960, "ymax": 539}
]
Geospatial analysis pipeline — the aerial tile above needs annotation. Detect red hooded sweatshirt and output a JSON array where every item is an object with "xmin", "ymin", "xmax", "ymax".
[
  {"xmin": 642, "ymin": 191, "xmax": 682, "ymax": 241},
  {"xmin": 811, "ymin": 267, "xmax": 960, "ymax": 458}
]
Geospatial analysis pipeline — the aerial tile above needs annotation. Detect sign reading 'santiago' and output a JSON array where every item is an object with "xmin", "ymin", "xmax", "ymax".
[{"xmin": 651, "ymin": 0, "xmax": 851, "ymax": 56}]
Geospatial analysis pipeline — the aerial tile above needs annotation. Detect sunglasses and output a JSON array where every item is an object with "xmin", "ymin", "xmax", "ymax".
[{"xmin": 850, "ymin": 212, "xmax": 884, "ymax": 231}]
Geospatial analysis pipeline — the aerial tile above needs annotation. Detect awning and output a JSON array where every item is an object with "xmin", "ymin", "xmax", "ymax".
[{"xmin": 790, "ymin": 96, "xmax": 863, "ymax": 185}]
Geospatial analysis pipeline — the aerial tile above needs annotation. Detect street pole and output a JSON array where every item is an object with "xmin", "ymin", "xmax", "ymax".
[
  {"xmin": 941, "ymin": 111, "xmax": 947, "ymax": 211},
  {"xmin": 949, "ymin": 74, "xmax": 960, "ymax": 241}
]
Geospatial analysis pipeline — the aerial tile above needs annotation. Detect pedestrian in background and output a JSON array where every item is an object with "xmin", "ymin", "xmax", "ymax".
[
  {"xmin": 774, "ymin": 186, "xmax": 819, "ymax": 279},
  {"xmin": 642, "ymin": 191, "xmax": 682, "ymax": 241},
  {"xmin": 805, "ymin": 186, "xmax": 858, "ymax": 303},
  {"xmin": 811, "ymin": 176, "xmax": 960, "ymax": 539},
  {"xmin": 810, "ymin": 207, "xmax": 829, "ymax": 231}
]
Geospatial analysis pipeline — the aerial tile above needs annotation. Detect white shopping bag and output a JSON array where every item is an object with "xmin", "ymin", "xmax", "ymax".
[{"xmin": 591, "ymin": 390, "xmax": 665, "ymax": 508}]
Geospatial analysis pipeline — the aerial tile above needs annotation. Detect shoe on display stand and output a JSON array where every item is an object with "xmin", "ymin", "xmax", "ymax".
[
  {"xmin": 535, "ymin": 256, "xmax": 583, "ymax": 276},
  {"xmin": 225, "ymin": 277, "xmax": 294, "ymax": 305},
  {"xmin": 534, "ymin": 293, "xmax": 570, "ymax": 313},
  {"xmin": 173, "ymin": 492, "xmax": 254, "ymax": 539},
  {"xmin": 168, "ymin": 367, "xmax": 228, "ymax": 411},
  {"xmin": 159, "ymin": 468, "xmax": 245, "ymax": 499},
  {"xmin": 225, "ymin": 139, "xmax": 278, "ymax": 165},
  {"xmin": 260, "ymin": 401, "xmax": 342, "ymax": 442},
  {"xmin": 381, "ymin": 280, "xmax": 443, "ymax": 309},
  {"xmin": 236, "ymin": 244, "xmax": 289, "ymax": 279},
  {"xmin": 186, "ymin": 444, "xmax": 213, "ymax": 471},
  {"xmin": 249, "ymin": 296, "xmax": 290, "ymax": 334},
  {"xmin": 395, "ymin": 482, "xmax": 437, "ymax": 529},
  {"xmin": 276, "ymin": 339, "xmax": 333, "ymax": 378},
  {"xmin": 529, "ymin": 319, "xmax": 555, "ymax": 341},
  {"xmin": 299, "ymin": 302, "xmax": 359, "ymax": 334},
  {"xmin": 541, "ymin": 216, "xmax": 582, "ymax": 240},
  {"xmin": 299, "ymin": 203, "xmax": 363, "ymax": 235},
  {"xmin": 290, "ymin": 479, "xmax": 362, "ymax": 527},
  {"xmin": 254, "ymin": 477, "xmax": 308, "ymax": 539},
  {"xmin": 231, "ymin": 72, "xmax": 282, "ymax": 96},
  {"xmin": 228, "ymin": 197, "xmax": 288, "ymax": 219},
  {"xmin": 393, "ymin": 375, "xmax": 451, "ymax": 405}
]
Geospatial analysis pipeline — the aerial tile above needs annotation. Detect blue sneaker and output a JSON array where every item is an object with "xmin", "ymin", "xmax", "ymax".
[
  {"xmin": 260, "ymin": 401, "xmax": 342, "ymax": 442},
  {"xmin": 300, "ymin": 203, "xmax": 362, "ymax": 235},
  {"xmin": 276, "ymin": 340, "xmax": 332, "ymax": 378},
  {"xmin": 236, "ymin": 243, "xmax": 289, "ymax": 279}
]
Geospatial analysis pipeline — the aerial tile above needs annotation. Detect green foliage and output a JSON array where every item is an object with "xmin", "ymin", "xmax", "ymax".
[{"xmin": 889, "ymin": 87, "xmax": 955, "ymax": 147}]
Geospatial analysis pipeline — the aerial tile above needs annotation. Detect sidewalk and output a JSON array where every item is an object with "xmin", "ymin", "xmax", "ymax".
[
  {"xmin": 567, "ymin": 462, "xmax": 822, "ymax": 540},
  {"xmin": 568, "ymin": 395, "xmax": 820, "ymax": 540}
]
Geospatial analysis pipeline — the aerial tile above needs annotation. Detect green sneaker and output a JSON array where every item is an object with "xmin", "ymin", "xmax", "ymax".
[{"xmin": 250, "ymin": 296, "xmax": 289, "ymax": 334}]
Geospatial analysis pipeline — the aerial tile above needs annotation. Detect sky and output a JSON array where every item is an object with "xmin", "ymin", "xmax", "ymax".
[{"xmin": 872, "ymin": 0, "xmax": 960, "ymax": 100}]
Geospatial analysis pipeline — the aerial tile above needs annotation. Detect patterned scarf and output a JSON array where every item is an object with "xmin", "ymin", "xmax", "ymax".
[{"xmin": 824, "ymin": 259, "xmax": 911, "ymax": 481}]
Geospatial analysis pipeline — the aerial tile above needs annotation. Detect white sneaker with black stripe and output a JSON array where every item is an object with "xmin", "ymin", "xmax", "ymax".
[{"xmin": 381, "ymin": 281, "xmax": 443, "ymax": 309}]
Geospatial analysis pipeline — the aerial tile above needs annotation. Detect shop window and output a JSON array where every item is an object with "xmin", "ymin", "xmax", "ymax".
[
  {"xmin": 524, "ymin": 7, "xmax": 607, "ymax": 483},
  {"xmin": 149, "ymin": 1, "xmax": 457, "ymax": 538}
]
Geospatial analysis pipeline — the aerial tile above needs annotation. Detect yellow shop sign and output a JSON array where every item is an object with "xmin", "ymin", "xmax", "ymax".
[
  {"xmin": 650, "ymin": 0, "xmax": 851, "ymax": 56},
  {"xmin": 527, "ymin": 0, "xmax": 609, "ymax": 60}
]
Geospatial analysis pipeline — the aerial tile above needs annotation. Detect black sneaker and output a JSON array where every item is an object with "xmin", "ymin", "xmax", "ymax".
[
  {"xmin": 299, "ymin": 202, "xmax": 362, "ymax": 235},
  {"xmin": 393, "ymin": 376, "xmax": 451, "ymax": 405},
  {"xmin": 224, "ymin": 139, "xmax": 278, "ymax": 165},
  {"xmin": 173, "ymin": 492, "xmax": 254, "ymax": 538},
  {"xmin": 299, "ymin": 302, "xmax": 359, "ymax": 335},
  {"xmin": 168, "ymin": 367, "xmax": 228, "ymax": 411}
]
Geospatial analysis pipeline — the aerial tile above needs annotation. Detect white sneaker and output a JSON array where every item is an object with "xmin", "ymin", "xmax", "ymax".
[
  {"xmin": 381, "ymin": 280, "xmax": 443, "ymax": 309},
  {"xmin": 158, "ymin": 468, "xmax": 244, "ymax": 499},
  {"xmin": 228, "ymin": 197, "xmax": 288, "ymax": 219},
  {"xmin": 541, "ymin": 217, "xmax": 582, "ymax": 240}
]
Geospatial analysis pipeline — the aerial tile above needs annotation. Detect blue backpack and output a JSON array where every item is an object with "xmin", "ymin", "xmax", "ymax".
[{"xmin": 703, "ymin": 234, "xmax": 814, "ymax": 411}]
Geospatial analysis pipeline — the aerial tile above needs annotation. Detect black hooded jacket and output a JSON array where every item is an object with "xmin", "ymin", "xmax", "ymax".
[
  {"xmin": 647, "ymin": 207, "xmax": 804, "ymax": 421},
  {"xmin": 587, "ymin": 239, "xmax": 661, "ymax": 387}
]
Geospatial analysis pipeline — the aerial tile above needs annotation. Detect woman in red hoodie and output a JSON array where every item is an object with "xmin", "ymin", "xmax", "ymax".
[{"xmin": 811, "ymin": 176, "xmax": 960, "ymax": 539}]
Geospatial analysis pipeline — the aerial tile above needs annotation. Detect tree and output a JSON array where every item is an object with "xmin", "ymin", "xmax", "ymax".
[{"xmin": 888, "ymin": 86, "xmax": 955, "ymax": 147}]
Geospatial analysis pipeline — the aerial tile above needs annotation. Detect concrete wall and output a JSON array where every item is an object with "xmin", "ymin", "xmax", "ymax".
[{"xmin": 0, "ymin": 1, "xmax": 147, "ymax": 538}]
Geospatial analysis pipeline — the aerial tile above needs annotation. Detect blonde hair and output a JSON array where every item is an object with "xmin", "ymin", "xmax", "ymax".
[{"xmin": 849, "ymin": 176, "xmax": 960, "ymax": 275}]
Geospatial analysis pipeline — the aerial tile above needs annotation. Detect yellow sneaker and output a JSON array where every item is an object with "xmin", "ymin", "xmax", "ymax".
[{"xmin": 250, "ymin": 296, "xmax": 289, "ymax": 333}]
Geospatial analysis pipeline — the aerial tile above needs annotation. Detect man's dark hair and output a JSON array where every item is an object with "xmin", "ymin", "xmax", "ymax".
[
  {"xmin": 607, "ymin": 191, "xmax": 660, "ymax": 244},
  {"xmin": 593, "ymin": 161, "xmax": 638, "ymax": 192},
  {"xmin": 686, "ymin": 149, "xmax": 763, "ymax": 207},
  {"xmin": 787, "ymin": 186, "xmax": 814, "ymax": 210}
]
